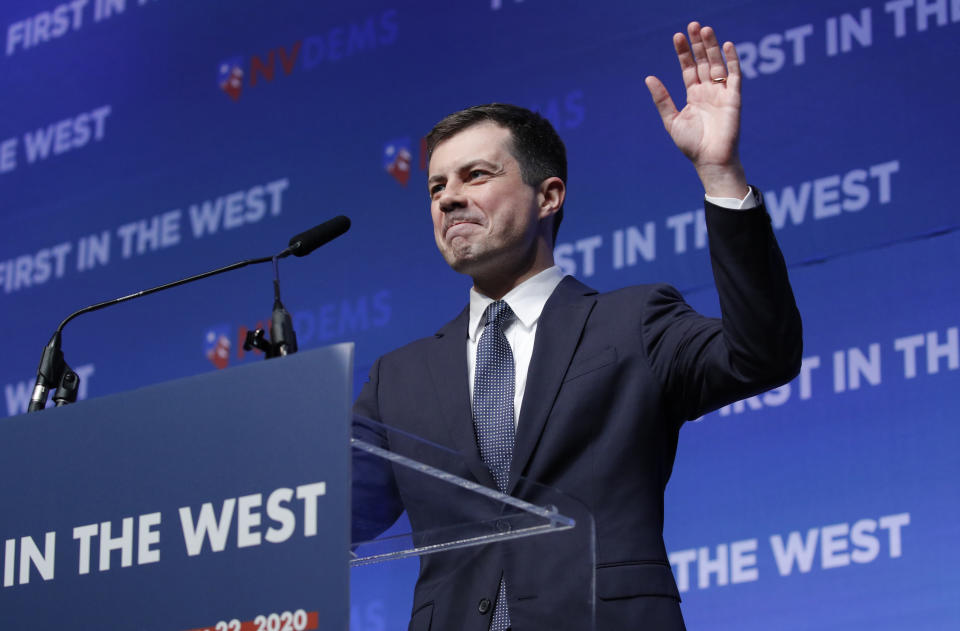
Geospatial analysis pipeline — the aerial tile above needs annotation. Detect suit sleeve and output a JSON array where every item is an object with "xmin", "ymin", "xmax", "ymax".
[
  {"xmin": 351, "ymin": 357, "xmax": 405, "ymax": 543},
  {"xmin": 642, "ymin": 200, "xmax": 803, "ymax": 422}
]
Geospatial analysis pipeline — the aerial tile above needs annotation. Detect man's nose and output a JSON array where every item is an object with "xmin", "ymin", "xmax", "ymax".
[{"xmin": 438, "ymin": 183, "xmax": 467, "ymax": 213}]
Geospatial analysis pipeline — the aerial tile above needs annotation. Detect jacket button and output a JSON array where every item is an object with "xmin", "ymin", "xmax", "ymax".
[{"xmin": 478, "ymin": 598, "xmax": 491, "ymax": 614}]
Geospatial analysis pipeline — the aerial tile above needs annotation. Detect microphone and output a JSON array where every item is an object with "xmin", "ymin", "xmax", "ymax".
[
  {"xmin": 26, "ymin": 217, "xmax": 350, "ymax": 412},
  {"xmin": 269, "ymin": 254, "xmax": 297, "ymax": 358},
  {"xmin": 287, "ymin": 215, "xmax": 351, "ymax": 257},
  {"xmin": 27, "ymin": 333, "xmax": 64, "ymax": 412}
]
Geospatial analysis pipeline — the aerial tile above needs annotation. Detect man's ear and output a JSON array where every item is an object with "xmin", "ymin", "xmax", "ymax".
[{"xmin": 537, "ymin": 176, "xmax": 565, "ymax": 220}]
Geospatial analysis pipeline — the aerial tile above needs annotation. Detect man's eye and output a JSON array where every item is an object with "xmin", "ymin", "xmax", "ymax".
[
  {"xmin": 468, "ymin": 170, "xmax": 487, "ymax": 179},
  {"xmin": 430, "ymin": 184, "xmax": 445, "ymax": 197}
]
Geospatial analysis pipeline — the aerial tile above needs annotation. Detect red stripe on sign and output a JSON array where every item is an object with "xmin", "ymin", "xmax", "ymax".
[{"xmin": 183, "ymin": 611, "xmax": 319, "ymax": 631}]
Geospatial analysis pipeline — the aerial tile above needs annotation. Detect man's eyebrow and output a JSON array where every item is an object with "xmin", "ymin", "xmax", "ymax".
[
  {"xmin": 428, "ymin": 158, "xmax": 499, "ymax": 182},
  {"xmin": 427, "ymin": 159, "xmax": 503, "ymax": 190},
  {"xmin": 460, "ymin": 159, "xmax": 498, "ymax": 172}
]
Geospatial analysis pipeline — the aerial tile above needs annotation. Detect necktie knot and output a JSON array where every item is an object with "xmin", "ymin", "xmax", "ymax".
[{"xmin": 484, "ymin": 300, "xmax": 514, "ymax": 331}]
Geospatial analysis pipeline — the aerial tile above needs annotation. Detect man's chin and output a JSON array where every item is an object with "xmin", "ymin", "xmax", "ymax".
[
  {"xmin": 441, "ymin": 247, "xmax": 491, "ymax": 276},
  {"xmin": 445, "ymin": 255, "xmax": 480, "ymax": 275}
]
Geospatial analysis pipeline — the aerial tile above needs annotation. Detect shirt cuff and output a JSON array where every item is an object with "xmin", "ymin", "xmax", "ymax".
[{"xmin": 704, "ymin": 186, "xmax": 759, "ymax": 210}]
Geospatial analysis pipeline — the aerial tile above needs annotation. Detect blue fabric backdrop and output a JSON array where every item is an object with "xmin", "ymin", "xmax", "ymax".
[{"xmin": 2, "ymin": 0, "xmax": 958, "ymax": 628}]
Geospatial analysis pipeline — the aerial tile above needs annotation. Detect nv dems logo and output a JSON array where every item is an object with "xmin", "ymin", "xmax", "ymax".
[
  {"xmin": 217, "ymin": 9, "xmax": 398, "ymax": 101},
  {"xmin": 382, "ymin": 137, "xmax": 427, "ymax": 187},
  {"xmin": 203, "ymin": 325, "xmax": 232, "ymax": 370},
  {"xmin": 218, "ymin": 57, "xmax": 244, "ymax": 101},
  {"xmin": 383, "ymin": 138, "xmax": 414, "ymax": 187},
  {"xmin": 202, "ymin": 291, "xmax": 391, "ymax": 370}
]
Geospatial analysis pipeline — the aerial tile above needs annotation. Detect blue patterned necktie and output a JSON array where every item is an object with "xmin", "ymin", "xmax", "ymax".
[{"xmin": 473, "ymin": 300, "xmax": 515, "ymax": 631}]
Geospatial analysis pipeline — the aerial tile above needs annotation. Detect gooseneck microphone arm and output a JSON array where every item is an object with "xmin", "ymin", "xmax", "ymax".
[{"xmin": 56, "ymin": 254, "xmax": 279, "ymax": 335}]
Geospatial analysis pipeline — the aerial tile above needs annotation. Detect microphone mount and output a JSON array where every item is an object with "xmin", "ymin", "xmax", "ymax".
[{"xmin": 242, "ymin": 254, "xmax": 299, "ymax": 359}]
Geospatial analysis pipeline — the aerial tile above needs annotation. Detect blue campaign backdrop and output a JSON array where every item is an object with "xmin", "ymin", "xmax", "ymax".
[{"xmin": 1, "ymin": 0, "xmax": 957, "ymax": 628}]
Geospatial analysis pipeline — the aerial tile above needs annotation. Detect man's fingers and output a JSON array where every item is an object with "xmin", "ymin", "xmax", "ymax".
[
  {"xmin": 687, "ymin": 22, "xmax": 711, "ymax": 84},
  {"xmin": 645, "ymin": 75, "xmax": 678, "ymax": 129},
  {"xmin": 700, "ymin": 26, "xmax": 727, "ymax": 81},
  {"xmin": 723, "ymin": 41, "xmax": 742, "ymax": 91},
  {"xmin": 674, "ymin": 32, "xmax": 699, "ymax": 89}
]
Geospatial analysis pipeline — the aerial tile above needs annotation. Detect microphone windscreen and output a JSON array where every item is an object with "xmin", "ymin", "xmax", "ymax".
[{"xmin": 288, "ymin": 215, "xmax": 351, "ymax": 257}]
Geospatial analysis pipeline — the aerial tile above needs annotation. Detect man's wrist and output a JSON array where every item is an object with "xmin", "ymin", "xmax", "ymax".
[{"xmin": 696, "ymin": 162, "xmax": 749, "ymax": 199}]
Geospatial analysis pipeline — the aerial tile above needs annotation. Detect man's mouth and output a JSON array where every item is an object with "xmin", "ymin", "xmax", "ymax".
[{"xmin": 445, "ymin": 219, "xmax": 480, "ymax": 237}]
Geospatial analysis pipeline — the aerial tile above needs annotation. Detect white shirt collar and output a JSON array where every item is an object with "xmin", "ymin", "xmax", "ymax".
[{"xmin": 468, "ymin": 266, "xmax": 566, "ymax": 341}]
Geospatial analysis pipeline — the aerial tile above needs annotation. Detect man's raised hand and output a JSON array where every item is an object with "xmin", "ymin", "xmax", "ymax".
[{"xmin": 645, "ymin": 22, "xmax": 748, "ymax": 198}]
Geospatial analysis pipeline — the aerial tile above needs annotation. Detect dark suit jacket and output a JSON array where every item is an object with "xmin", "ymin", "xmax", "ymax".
[{"xmin": 353, "ymin": 202, "xmax": 802, "ymax": 630}]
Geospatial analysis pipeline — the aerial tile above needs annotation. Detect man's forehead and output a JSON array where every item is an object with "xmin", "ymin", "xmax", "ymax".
[{"xmin": 428, "ymin": 122, "xmax": 515, "ymax": 177}]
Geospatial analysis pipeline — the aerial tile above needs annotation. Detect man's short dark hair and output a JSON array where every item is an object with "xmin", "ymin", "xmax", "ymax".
[{"xmin": 426, "ymin": 103, "xmax": 567, "ymax": 243}]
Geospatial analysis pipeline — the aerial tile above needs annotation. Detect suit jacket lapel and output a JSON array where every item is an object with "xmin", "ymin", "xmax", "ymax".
[
  {"xmin": 426, "ymin": 307, "xmax": 497, "ymax": 488},
  {"xmin": 509, "ymin": 276, "xmax": 597, "ymax": 493}
]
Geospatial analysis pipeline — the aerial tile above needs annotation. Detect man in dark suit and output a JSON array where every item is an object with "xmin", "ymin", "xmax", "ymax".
[{"xmin": 353, "ymin": 22, "xmax": 802, "ymax": 630}]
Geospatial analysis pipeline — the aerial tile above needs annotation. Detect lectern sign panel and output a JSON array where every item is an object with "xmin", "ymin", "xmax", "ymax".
[{"xmin": 0, "ymin": 345, "xmax": 352, "ymax": 631}]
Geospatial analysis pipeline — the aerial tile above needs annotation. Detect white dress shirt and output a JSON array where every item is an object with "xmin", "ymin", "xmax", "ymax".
[
  {"xmin": 466, "ymin": 189, "xmax": 758, "ymax": 428},
  {"xmin": 467, "ymin": 265, "xmax": 565, "ymax": 427}
]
